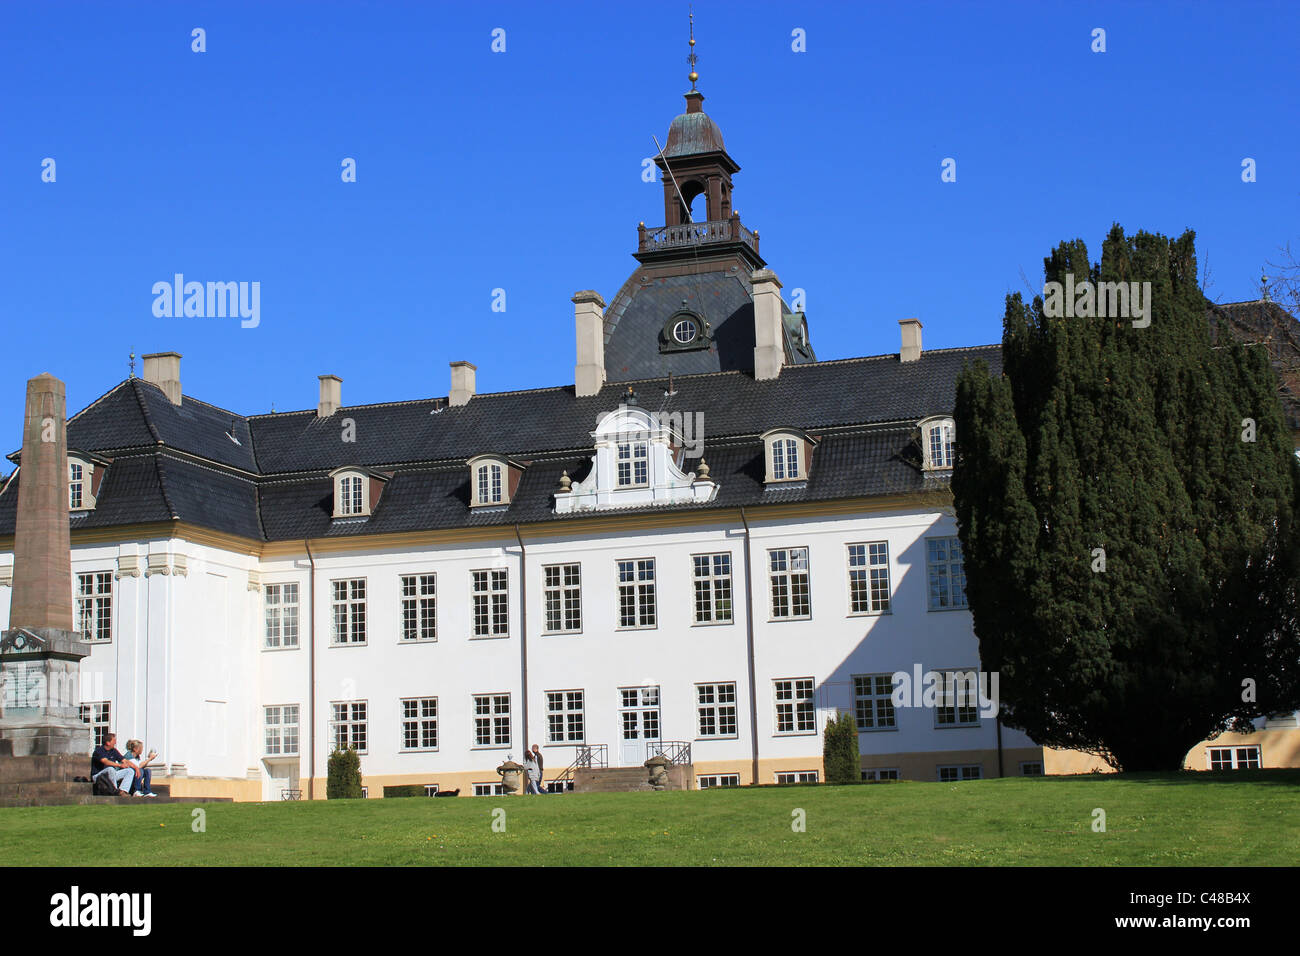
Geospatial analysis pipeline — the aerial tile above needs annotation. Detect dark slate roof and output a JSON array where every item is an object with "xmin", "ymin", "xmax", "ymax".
[
  {"xmin": 602, "ymin": 268, "xmax": 815, "ymax": 382},
  {"xmin": 0, "ymin": 346, "xmax": 1002, "ymax": 541},
  {"xmin": 1208, "ymin": 298, "xmax": 1300, "ymax": 431}
]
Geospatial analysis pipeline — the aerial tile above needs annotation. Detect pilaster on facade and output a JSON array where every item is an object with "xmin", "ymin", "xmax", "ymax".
[
  {"xmin": 145, "ymin": 553, "xmax": 171, "ymax": 577},
  {"xmin": 115, "ymin": 553, "xmax": 142, "ymax": 579},
  {"xmin": 247, "ymin": 569, "xmax": 263, "ymax": 592}
]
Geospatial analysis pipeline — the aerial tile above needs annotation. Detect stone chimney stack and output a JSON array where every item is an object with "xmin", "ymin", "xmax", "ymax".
[
  {"xmin": 449, "ymin": 361, "xmax": 477, "ymax": 407},
  {"xmin": 142, "ymin": 351, "xmax": 182, "ymax": 405},
  {"xmin": 9, "ymin": 374, "xmax": 74, "ymax": 632},
  {"xmin": 752, "ymin": 269, "xmax": 785, "ymax": 381},
  {"xmin": 573, "ymin": 290, "xmax": 607, "ymax": 398},
  {"xmin": 317, "ymin": 375, "xmax": 342, "ymax": 418},
  {"xmin": 899, "ymin": 319, "xmax": 923, "ymax": 363}
]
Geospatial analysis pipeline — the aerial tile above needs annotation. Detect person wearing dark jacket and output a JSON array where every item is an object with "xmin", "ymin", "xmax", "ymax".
[{"xmin": 90, "ymin": 733, "xmax": 134, "ymax": 796}]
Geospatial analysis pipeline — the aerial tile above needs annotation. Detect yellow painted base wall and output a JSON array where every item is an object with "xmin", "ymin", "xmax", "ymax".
[
  {"xmin": 155, "ymin": 776, "xmax": 262, "ymax": 801},
  {"xmin": 1043, "ymin": 723, "xmax": 1300, "ymax": 775}
]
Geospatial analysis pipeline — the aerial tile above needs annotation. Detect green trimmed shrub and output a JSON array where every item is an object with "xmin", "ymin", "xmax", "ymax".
[
  {"xmin": 823, "ymin": 711, "xmax": 859, "ymax": 784},
  {"xmin": 327, "ymin": 747, "xmax": 363, "ymax": 799}
]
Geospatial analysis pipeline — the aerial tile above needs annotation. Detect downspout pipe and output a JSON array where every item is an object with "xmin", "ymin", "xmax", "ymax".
[
  {"xmin": 305, "ymin": 539, "xmax": 317, "ymax": 800},
  {"xmin": 514, "ymin": 526, "xmax": 529, "ymax": 754},
  {"xmin": 739, "ymin": 507, "xmax": 760, "ymax": 786}
]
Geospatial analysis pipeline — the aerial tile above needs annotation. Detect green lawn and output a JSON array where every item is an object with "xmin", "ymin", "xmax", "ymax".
[{"xmin": 3, "ymin": 771, "xmax": 1297, "ymax": 866}]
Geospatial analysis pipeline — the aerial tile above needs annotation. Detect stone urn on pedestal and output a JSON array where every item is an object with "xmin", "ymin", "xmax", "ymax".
[
  {"xmin": 645, "ymin": 753, "xmax": 671, "ymax": 791},
  {"xmin": 496, "ymin": 759, "xmax": 524, "ymax": 795}
]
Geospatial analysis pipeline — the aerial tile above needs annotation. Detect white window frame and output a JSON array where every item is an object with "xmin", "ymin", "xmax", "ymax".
[
  {"xmin": 424, "ymin": 784, "xmax": 440, "ymax": 796},
  {"xmin": 847, "ymin": 542, "xmax": 890, "ymax": 615},
  {"xmin": 692, "ymin": 552, "xmax": 733, "ymax": 624},
  {"xmin": 697, "ymin": 774, "xmax": 740, "ymax": 789},
  {"xmin": 775, "ymin": 771, "xmax": 819, "ymax": 784},
  {"xmin": 264, "ymin": 582, "xmax": 300, "ymax": 650},
  {"xmin": 926, "ymin": 536, "xmax": 968, "ymax": 610},
  {"xmin": 473, "ymin": 782, "xmax": 506, "ymax": 796},
  {"xmin": 75, "ymin": 572, "xmax": 113, "ymax": 643},
  {"xmin": 774, "ymin": 677, "xmax": 816, "ymax": 735},
  {"xmin": 330, "ymin": 578, "xmax": 367, "ymax": 645},
  {"xmin": 768, "ymin": 547, "xmax": 811, "ymax": 620},
  {"xmin": 1020, "ymin": 761, "xmax": 1044, "ymax": 776},
  {"xmin": 68, "ymin": 458, "xmax": 96, "ymax": 511},
  {"xmin": 922, "ymin": 417, "xmax": 956, "ymax": 470},
  {"xmin": 472, "ymin": 693, "xmax": 512, "ymax": 748},
  {"xmin": 934, "ymin": 669, "xmax": 981, "ymax": 728},
  {"xmin": 542, "ymin": 563, "xmax": 582, "ymax": 634},
  {"xmin": 470, "ymin": 569, "xmax": 510, "ymax": 638},
  {"xmin": 696, "ymin": 682, "xmax": 738, "ymax": 738},
  {"xmin": 616, "ymin": 558, "xmax": 657, "ymax": 629},
  {"xmin": 615, "ymin": 440, "xmax": 649, "ymax": 488},
  {"xmin": 400, "ymin": 697, "xmax": 439, "ymax": 752},
  {"xmin": 79, "ymin": 701, "xmax": 111, "ymax": 747},
  {"xmin": 400, "ymin": 574, "xmax": 437, "ymax": 643},
  {"xmin": 861, "ymin": 768, "xmax": 900, "ymax": 782},
  {"xmin": 1207, "ymin": 746, "xmax": 1261, "ymax": 770},
  {"xmin": 330, "ymin": 701, "xmax": 368, "ymax": 753},
  {"xmin": 470, "ymin": 458, "xmax": 507, "ymax": 506},
  {"xmin": 334, "ymin": 472, "xmax": 367, "ymax": 517},
  {"xmin": 853, "ymin": 674, "xmax": 897, "ymax": 732},
  {"xmin": 546, "ymin": 689, "xmax": 585, "ymax": 743},
  {"xmin": 264, "ymin": 704, "xmax": 300, "ymax": 756},
  {"xmin": 938, "ymin": 764, "xmax": 982, "ymax": 782}
]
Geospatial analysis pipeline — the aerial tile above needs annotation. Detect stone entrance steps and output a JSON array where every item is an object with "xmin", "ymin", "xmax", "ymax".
[
  {"xmin": 0, "ymin": 781, "xmax": 232, "ymax": 807},
  {"xmin": 573, "ymin": 765, "xmax": 695, "ymax": 793}
]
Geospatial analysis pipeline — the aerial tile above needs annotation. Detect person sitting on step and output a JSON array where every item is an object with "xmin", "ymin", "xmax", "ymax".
[
  {"xmin": 90, "ymin": 733, "xmax": 135, "ymax": 797},
  {"xmin": 122, "ymin": 739, "xmax": 159, "ymax": 797}
]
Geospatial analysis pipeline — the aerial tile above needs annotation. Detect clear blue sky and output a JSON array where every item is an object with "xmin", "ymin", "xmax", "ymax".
[{"xmin": 2, "ymin": 0, "xmax": 1297, "ymax": 444}]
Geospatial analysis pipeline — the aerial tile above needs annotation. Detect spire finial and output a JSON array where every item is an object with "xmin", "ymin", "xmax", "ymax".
[
  {"xmin": 687, "ymin": 7, "xmax": 698, "ymax": 90},
  {"xmin": 128, "ymin": 349, "xmax": 136, "ymax": 378},
  {"xmin": 1261, "ymin": 271, "xmax": 1272, "ymax": 302}
]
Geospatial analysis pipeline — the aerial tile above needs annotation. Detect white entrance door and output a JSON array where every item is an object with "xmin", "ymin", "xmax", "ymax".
[{"xmin": 618, "ymin": 686, "xmax": 660, "ymax": 766}]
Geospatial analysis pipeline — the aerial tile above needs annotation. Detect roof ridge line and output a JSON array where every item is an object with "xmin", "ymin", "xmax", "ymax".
[{"xmin": 129, "ymin": 380, "xmax": 163, "ymax": 444}]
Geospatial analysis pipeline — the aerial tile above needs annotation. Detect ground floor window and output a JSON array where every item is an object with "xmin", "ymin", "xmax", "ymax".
[
  {"xmin": 861, "ymin": 768, "xmax": 900, "ymax": 781},
  {"xmin": 775, "ymin": 771, "xmax": 819, "ymax": 784},
  {"xmin": 938, "ymin": 764, "xmax": 981, "ymax": 782},
  {"xmin": 473, "ymin": 782, "xmax": 506, "ymax": 796},
  {"xmin": 698, "ymin": 774, "xmax": 740, "ymax": 789},
  {"xmin": 1020, "ymin": 761, "xmax": 1044, "ymax": 776},
  {"xmin": 545, "ymin": 780, "xmax": 574, "ymax": 793},
  {"xmin": 1208, "ymin": 746, "xmax": 1261, "ymax": 770}
]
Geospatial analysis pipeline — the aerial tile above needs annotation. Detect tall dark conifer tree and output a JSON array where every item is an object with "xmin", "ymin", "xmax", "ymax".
[{"xmin": 953, "ymin": 226, "xmax": 1300, "ymax": 770}]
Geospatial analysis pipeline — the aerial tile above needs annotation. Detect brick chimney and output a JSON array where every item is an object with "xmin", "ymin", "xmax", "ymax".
[
  {"xmin": 318, "ymin": 375, "xmax": 342, "ymax": 417},
  {"xmin": 573, "ymin": 290, "xmax": 607, "ymax": 398},
  {"xmin": 752, "ymin": 269, "xmax": 785, "ymax": 381},
  {"xmin": 142, "ymin": 351, "xmax": 182, "ymax": 405},
  {"xmin": 899, "ymin": 319, "xmax": 923, "ymax": 363},
  {"xmin": 449, "ymin": 361, "xmax": 477, "ymax": 407}
]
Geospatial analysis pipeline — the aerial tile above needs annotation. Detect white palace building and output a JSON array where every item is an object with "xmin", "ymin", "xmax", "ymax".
[{"xmin": 5, "ymin": 77, "xmax": 1289, "ymax": 800}]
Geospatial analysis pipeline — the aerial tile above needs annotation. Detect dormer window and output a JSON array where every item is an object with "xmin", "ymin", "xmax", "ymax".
[
  {"xmin": 467, "ymin": 455, "xmax": 521, "ymax": 508},
  {"xmin": 66, "ymin": 452, "xmax": 106, "ymax": 512},
  {"xmin": 762, "ymin": 428, "xmax": 815, "ymax": 484},
  {"xmin": 330, "ymin": 466, "xmax": 388, "ymax": 518},
  {"xmin": 616, "ymin": 441, "xmax": 649, "ymax": 487},
  {"xmin": 921, "ymin": 417, "xmax": 956, "ymax": 470}
]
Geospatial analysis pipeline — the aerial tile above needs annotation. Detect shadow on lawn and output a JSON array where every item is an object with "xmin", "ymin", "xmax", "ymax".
[{"xmin": 1024, "ymin": 769, "xmax": 1300, "ymax": 787}]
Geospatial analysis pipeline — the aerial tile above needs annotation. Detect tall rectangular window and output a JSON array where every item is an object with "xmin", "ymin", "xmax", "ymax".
[
  {"xmin": 473, "ymin": 694, "xmax": 511, "ymax": 747},
  {"xmin": 772, "ymin": 437, "xmax": 800, "ymax": 480},
  {"xmin": 692, "ymin": 553, "xmax": 733, "ymax": 623},
  {"xmin": 264, "ymin": 705, "xmax": 300, "ymax": 756},
  {"xmin": 476, "ymin": 463, "xmax": 503, "ymax": 504},
  {"xmin": 264, "ymin": 583, "xmax": 300, "ymax": 649},
  {"xmin": 853, "ymin": 674, "xmax": 897, "ymax": 731},
  {"xmin": 330, "ymin": 701, "xmax": 368, "ymax": 753},
  {"xmin": 769, "ymin": 547, "xmax": 810, "ymax": 619},
  {"xmin": 696, "ymin": 682, "xmax": 738, "ymax": 738},
  {"xmin": 331, "ymin": 579, "xmax": 367, "ymax": 644},
  {"xmin": 339, "ymin": 475, "xmax": 363, "ymax": 515},
  {"xmin": 847, "ymin": 542, "xmax": 890, "ymax": 614},
  {"xmin": 928, "ymin": 422, "xmax": 955, "ymax": 469},
  {"xmin": 401, "ymin": 698, "xmax": 438, "ymax": 751},
  {"xmin": 546, "ymin": 690, "xmax": 585, "ymax": 743},
  {"xmin": 935, "ymin": 670, "xmax": 981, "ymax": 727},
  {"xmin": 927, "ymin": 537, "xmax": 968, "ymax": 610},
  {"xmin": 79, "ymin": 701, "xmax": 111, "ymax": 747},
  {"xmin": 542, "ymin": 564, "xmax": 582, "ymax": 633},
  {"xmin": 616, "ymin": 441, "xmax": 649, "ymax": 487},
  {"xmin": 617, "ymin": 558, "xmax": 656, "ymax": 628},
  {"xmin": 400, "ymin": 574, "xmax": 437, "ymax": 642},
  {"xmin": 75, "ymin": 572, "xmax": 113, "ymax": 643},
  {"xmin": 471, "ymin": 570, "xmax": 509, "ymax": 637},
  {"xmin": 68, "ymin": 462, "xmax": 84, "ymax": 509},
  {"xmin": 774, "ymin": 678, "xmax": 815, "ymax": 734}
]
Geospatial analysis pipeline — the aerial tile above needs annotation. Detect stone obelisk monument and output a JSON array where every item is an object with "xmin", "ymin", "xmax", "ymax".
[{"xmin": 0, "ymin": 373, "xmax": 91, "ymax": 760}]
